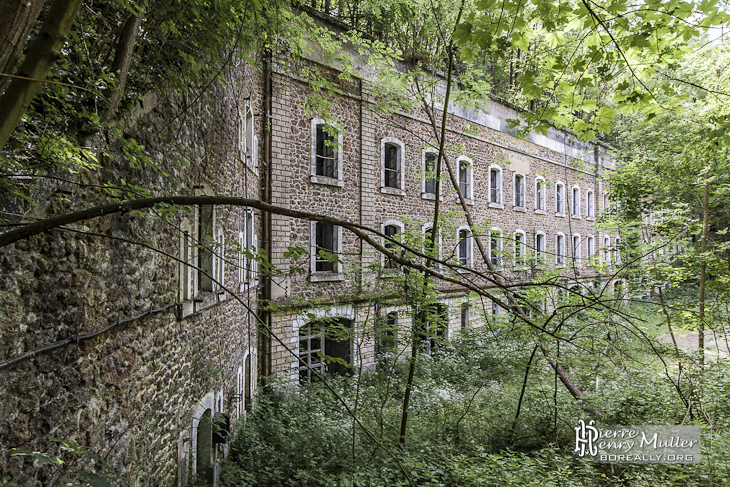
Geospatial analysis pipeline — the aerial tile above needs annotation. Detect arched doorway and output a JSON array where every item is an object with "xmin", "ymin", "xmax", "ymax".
[{"xmin": 196, "ymin": 409, "xmax": 214, "ymax": 485}]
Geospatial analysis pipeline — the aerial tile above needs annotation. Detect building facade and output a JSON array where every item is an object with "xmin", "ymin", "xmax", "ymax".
[
  {"xmin": 264, "ymin": 44, "xmax": 617, "ymax": 384},
  {"xmin": 0, "ymin": 15, "xmax": 618, "ymax": 487}
]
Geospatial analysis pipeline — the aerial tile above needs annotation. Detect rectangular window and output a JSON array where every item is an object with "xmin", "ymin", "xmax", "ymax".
[
  {"xmin": 198, "ymin": 204, "xmax": 214, "ymax": 293},
  {"xmin": 556, "ymin": 235, "xmax": 565, "ymax": 265},
  {"xmin": 424, "ymin": 152, "xmax": 437, "ymax": 195},
  {"xmin": 384, "ymin": 143, "xmax": 400, "ymax": 189},
  {"xmin": 458, "ymin": 229, "xmax": 472, "ymax": 267},
  {"xmin": 490, "ymin": 168, "xmax": 501, "ymax": 204},
  {"xmin": 383, "ymin": 224, "xmax": 401, "ymax": 269},
  {"xmin": 556, "ymin": 184, "xmax": 565, "ymax": 214},
  {"xmin": 572, "ymin": 187, "xmax": 580, "ymax": 216},
  {"xmin": 315, "ymin": 124, "xmax": 337, "ymax": 178},
  {"xmin": 536, "ymin": 179, "xmax": 545, "ymax": 211},
  {"xmin": 245, "ymin": 210, "xmax": 256, "ymax": 283},
  {"xmin": 299, "ymin": 323, "xmax": 324, "ymax": 383},
  {"xmin": 423, "ymin": 226, "xmax": 441, "ymax": 268},
  {"xmin": 587, "ymin": 192, "xmax": 593, "ymax": 217},
  {"xmin": 489, "ymin": 232, "xmax": 501, "ymax": 266},
  {"xmin": 573, "ymin": 235, "xmax": 581, "ymax": 264},
  {"xmin": 460, "ymin": 303, "xmax": 470, "ymax": 330},
  {"xmin": 514, "ymin": 174, "xmax": 524, "ymax": 207},
  {"xmin": 376, "ymin": 311, "xmax": 398, "ymax": 356},
  {"xmin": 515, "ymin": 232, "xmax": 525, "ymax": 266},
  {"xmin": 587, "ymin": 236, "xmax": 595, "ymax": 259},
  {"xmin": 180, "ymin": 224, "xmax": 194, "ymax": 301},
  {"xmin": 416, "ymin": 304, "xmax": 447, "ymax": 356},
  {"xmin": 458, "ymin": 158, "xmax": 472, "ymax": 200},
  {"xmin": 299, "ymin": 318, "xmax": 352, "ymax": 382},
  {"xmin": 315, "ymin": 222, "xmax": 338, "ymax": 272},
  {"xmin": 535, "ymin": 233, "xmax": 546, "ymax": 263}
]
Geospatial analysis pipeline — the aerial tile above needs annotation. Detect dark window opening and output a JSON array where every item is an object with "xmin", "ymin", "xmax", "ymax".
[
  {"xmin": 416, "ymin": 304, "xmax": 447, "ymax": 355},
  {"xmin": 299, "ymin": 318, "xmax": 352, "ymax": 383},
  {"xmin": 424, "ymin": 227, "xmax": 439, "ymax": 264},
  {"xmin": 490, "ymin": 168, "xmax": 501, "ymax": 203},
  {"xmin": 424, "ymin": 152, "xmax": 437, "ymax": 195},
  {"xmin": 515, "ymin": 175, "xmax": 524, "ymax": 207},
  {"xmin": 376, "ymin": 311, "xmax": 398, "ymax": 357},
  {"xmin": 460, "ymin": 303, "xmax": 470, "ymax": 330},
  {"xmin": 196, "ymin": 409, "xmax": 214, "ymax": 486},
  {"xmin": 458, "ymin": 160, "xmax": 471, "ymax": 198},
  {"xmin": 384, "ymin": 224, "xmax": 401, "ymax": 269},
  {"xmin": 198, "ymin": 205, "xmax": 213, "ymax": 293},
  {"xmin": 316, "ymin": 124, "xmax": 338, "ymax": 178},
  {"xmin": 489, "ymin": 233, "xmax": 501, "ymax": 266},
  {"xmin": 458, "ymin": 229, "xmax": 470, "ymax": 266},
  {"xmin": 515, "ymin": 233, "xmax": 524, "ymax": 265},
  {"xmin": 315, "ymin": 222, "xmax": 338, "ymax": 272},
  {"xmin": 384, "ymin": 143, "xmax": 400, "ymax": 188},
  {"xmin": 557, "ymin": 235, "xmax": 565, "ymax": 265}
]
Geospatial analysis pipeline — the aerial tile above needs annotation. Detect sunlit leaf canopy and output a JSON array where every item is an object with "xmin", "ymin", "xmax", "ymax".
[{"xmin": 451, "ymin": 0, "xmax": 730, "ymax": 139}]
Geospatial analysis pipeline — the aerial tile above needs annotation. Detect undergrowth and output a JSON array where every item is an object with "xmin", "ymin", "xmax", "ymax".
[{"xmin": 220, "ymin": 329, "xmax": 730, "ymax": 487}]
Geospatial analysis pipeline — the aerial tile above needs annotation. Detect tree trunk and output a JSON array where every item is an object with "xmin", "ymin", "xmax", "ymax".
[
  {"xmin": 0, "ymin": 0, "xmax": 46, "ymax": 95},
  {"xmin": 102, "ymin": 6, "xmax": 145, "ymax": 122},
  {"xmin": 0, "ymin": 0, "xmax": 83, "ymax": 150},
  {"xmin": 699, "ymin": 166, "xmax": 710, "ymax": 367}
]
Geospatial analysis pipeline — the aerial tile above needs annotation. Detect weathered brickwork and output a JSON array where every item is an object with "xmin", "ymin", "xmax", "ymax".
[
  {"xmin": 267, "ymin": 50, "xmax": 617, "ymax": 380},
  {"xmin": 1, "ymin": 23, "xmax": 617, "ymax": 487}
]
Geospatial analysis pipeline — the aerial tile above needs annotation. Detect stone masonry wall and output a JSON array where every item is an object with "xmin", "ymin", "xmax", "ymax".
[{"xmin": 0, "ymin": 61, "xmax": 264, "ymax": 486}]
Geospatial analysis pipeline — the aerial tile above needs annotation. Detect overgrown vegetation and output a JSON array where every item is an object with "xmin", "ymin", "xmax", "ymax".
[{"xmin": 220, "ymin": 302, "xmax": 730, "ymax": 487}]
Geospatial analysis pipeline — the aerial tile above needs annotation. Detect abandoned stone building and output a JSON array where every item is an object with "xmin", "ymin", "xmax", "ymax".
[{"xmin": 0, "ymin": 14, "xmax": 618, "ymax": 487}]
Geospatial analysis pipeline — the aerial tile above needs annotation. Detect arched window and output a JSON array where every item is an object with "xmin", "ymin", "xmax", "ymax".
[
  {"xmin": 571, "ymin": 186, "xmax": 581, "ymax": 217},
  {"xmin": 489, "ymin": 228, "xmax": 502, "ymax": 266},
  {"xmin": 381, "ymin": 138, "xmax": 405, "ymax": 193},
  {"xmin": 457, "ymin": 226, "xmax": 473, "ymax": 268},
  {"xmin": 196, "ymin": 409, "xmax": 214, "ymax": 485},
  {"xmin": 514, "ymin": 229, "xmax": 526, "ymax": 267},
  {"xmin": 572, "ymin": 234, "xmax": 582, "ymax": 265},
  {"xmin": 556, "ymin": 233, "xmax": 566, "ymax": 265},
  {"xmin": 422, "ymin": 149, "xmax": 438, "ymax": 198},
  {"xmin": 382, "ymin": 221, "xmax": 404, "ymax": 269},
  {"xmin": 535, "ymin": 177, "xmax": 546, "ymax": 212},
  {"xmin": 457, "ymin": 156, "xmax": 474, "ymax": 202},
  {"xmin": 514, "ymin": 173, "xmax": 525, "ymax": 208},
  {"xmin": 311, "ymin": 118, "xmax": 343, "ymax": 186},
  {"xmin": 488, "ymin": 165, "xmax": 503, "ymax": 206},
  {"xmin": 555, "ymin": 182, "xmax": 566, "ymax": 215},
  {"xmin": 422, "ymin": 224, "xmax": 442, "ymax": 266},
  {"xmin": 535, "ymin": 231, "xmax": 546, "ymax": 264},
  {"xmin": 586, "ymin": 235, "xmax": 595, "ymax": 262},
  {"xmin": 586, "ymin": 190, "xmax": 595, "ymax": 218}
]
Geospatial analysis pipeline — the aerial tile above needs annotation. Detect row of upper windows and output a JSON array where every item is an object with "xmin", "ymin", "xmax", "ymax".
[
  {"xmin": 179, "ymin": 203, "xmax": 258, "ymax": 314},
  {"xmin": 310, "ymin": 119, "xmax": 607, "ymax": 216},
  {"xmin": 310, "ymin": 218, "xmax": 620, "ymax": 279}
]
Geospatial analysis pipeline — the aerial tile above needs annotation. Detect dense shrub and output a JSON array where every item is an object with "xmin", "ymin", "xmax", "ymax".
[{"xmin": 220, "ymin": 332, "xmax": 730, "ymax": 487}]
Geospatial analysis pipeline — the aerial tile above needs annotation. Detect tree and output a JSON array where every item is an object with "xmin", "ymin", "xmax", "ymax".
[{"xmin": 2, "ymin": 0, "xmax": 730, "ymax": 483}]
